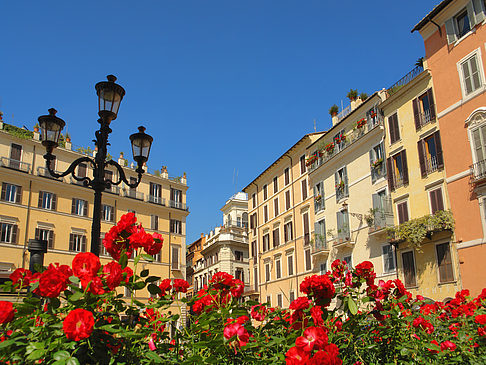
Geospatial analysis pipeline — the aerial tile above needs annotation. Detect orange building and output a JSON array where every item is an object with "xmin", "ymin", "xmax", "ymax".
[{"xmin": 412, "ymin": 0, "xmax": 486, "ymax": 295}]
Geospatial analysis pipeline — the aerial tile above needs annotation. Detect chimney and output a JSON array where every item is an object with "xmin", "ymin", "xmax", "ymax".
[{"xmin": 161, "ymin": 166, "xmax": 168, "ymax": 179}]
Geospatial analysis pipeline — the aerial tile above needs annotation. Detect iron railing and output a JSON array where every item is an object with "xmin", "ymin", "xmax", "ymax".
[
  {"xmin": 0, "ymin": 157, "xmax": 30, "ymax": 173},
  {"xmin": 312, "ymin": 235, "xmax": 329, "ymax": 253},
  {"xmin": 124, "ymin": 190, "xmax": 144, "ymax": 201},
  {"xmin": 371, "ymin": 162, "xmax": 386, "ymax": 182},
  {"xmin": 424, "ymin": 155, "xmax": 439, "ymax": 175},
  {"xmin": 37, "ymin": 166, "xmax": 62, "ymax": 180},
  {"xmin": 416, "ymin": 108, "xmax": 435, "ymax": 128},
  {"xmin": 148, "ymin": 195, "xmax": 165, "ymax": 205},
  {"xmin": 387, "ymin": 65, "xmax": 424, "ymax": 96},
  {"xmin": 169, "ymin": 200, "xmax": 188, "ymax": 211},
  {"xmin": 471, "ymin": 160, "xmax": 486, "ymax": 181},
  {"xmin": 370, "ymin": 195, "xmax": 394, "ymax": 232}
]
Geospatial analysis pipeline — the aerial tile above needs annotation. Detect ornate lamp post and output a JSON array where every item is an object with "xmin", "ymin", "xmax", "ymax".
[{"xmin": 38, "ymin": 75, "xmax": 153, "ymax": 256}]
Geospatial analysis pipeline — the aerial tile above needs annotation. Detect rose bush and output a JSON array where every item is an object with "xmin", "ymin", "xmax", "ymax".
[{"xmin": 0, "ymin": 214, "xmax": 484, "ymax": 364}]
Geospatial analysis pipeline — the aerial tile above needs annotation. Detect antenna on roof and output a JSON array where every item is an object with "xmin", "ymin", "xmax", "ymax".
[
  {"xmin": 313, "ymin": 119, "xmax": 317, "ymax": 133},
  {"xmin": 233, "ymin": 168, "xmax": 239, "ymax": 194}
]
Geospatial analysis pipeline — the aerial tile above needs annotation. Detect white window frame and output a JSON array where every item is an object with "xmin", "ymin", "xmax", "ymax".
[
  {"xmin": 102, "ymin": 204, "xmax": 114, "ymax": 222},
  {"xmin": 41, "ymin": 191, "xmax": 54, "ymax": 210},
  {"xmin": 4, "ymin": 184, "xmax": 19, "ymax": 203},
  {"xmin": 457, "ymin": 47, "xmax": 485, "ymax": 100},
  {"xmin": 381, "ymin": 243, "xmax": 396, "ymax": 274},
  {"xmin": 0, "ymin": 222, "xmax": 15, "ymax": 243},
  {"xmin": 319, "ymin": 262, "xmax": 327, "ymax": 275},
  {"xmin": 73, "ymin": 199, "xmax": 87, "ymax": 216}
]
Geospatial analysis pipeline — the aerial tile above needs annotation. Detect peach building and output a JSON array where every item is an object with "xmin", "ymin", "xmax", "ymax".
[{"xmin": 412, "ymin": 0, "xmax": 486, "ymax": 295}]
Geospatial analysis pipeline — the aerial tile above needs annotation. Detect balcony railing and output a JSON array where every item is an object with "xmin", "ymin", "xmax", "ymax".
[
  {"xmin": 424, "ymin": 155, "xmax": 439, "ymax": 175},
  {"xmin": 309, "ymin": 116, "xmax": 383, "ymax": 173},
  {"xmin": 37, "ymin": 166, "xmax": 63, "ymax": 180},
  {"xmin": 416, "ymin": 108, "xmax": 435, "ymax": 128},
  {"xmin": 471, "ymin": 160, "xmax": 486, "ymax": 182},
  {"xmin": 391, "ymin": 173, "xmax": 405, "ymax": 189},
  {"xmin": 147, "ymin": 195, "xmax": 165, "ymax": 205},
  {"xmin": 371, "ymin": 162, "xmax": 386, "ymax": 183},
  {"xmin": 0, "ymin": 157, "xmax": 30, "ymax": 173},
  {"xmin": 335, "ymin": 185, "xmax": 349, "ymax": 202},
  {"xmin": 105, "ymin": 185, "xmax": 120, "ymax": 195},
  {"xmin": 369, "ymin": 195, "xmax": 394, "ymax": 233},
  {"xmin": 337, "ymin": 104, "xmax": 352, "ymax": 122},
  {"xmin": 169, "ymin": 200, "xmax": 188, "ymax": 211},
  {"xmin": 124, "ymin": 190, "xmax": 144, "ymax": 201},
  {"xmin": 70, "ymin": 176, "xmax": 87, "ymax": 186},
  {"xmin": 387, "ymin": 65, "xmax": 424, "ymax": 96},
  {"xmin": 311, "ymin": 236, "xmax": 329, "ymax": 255}
]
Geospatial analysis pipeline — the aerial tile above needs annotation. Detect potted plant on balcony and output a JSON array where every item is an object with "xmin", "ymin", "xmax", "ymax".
[
  {"xmin": 33, "ymin": 123, "xmax": 40, "ymax": 132},
  {"xmin": 371, "ymin": 157, "xmax": 383, "ymax": 169},
  {"xmin": 364, "ymin": 208, "xmax": 376, "ymax": 228},
  {"xmin": 329, "ymin": 104, "xmax": 339, "ymax": 117},
  {"xmin": 65, "ymin": 132, "xmax": 71, "ymax": 143},
  {"xmin": 356, "ymin": 118, "xmax": 367, "ymax": 129},
  {"xmin": 334, "ymin": 133, "xmax": 346, "ymax": 144},
  {"xmin": 335, "ymin": 180, "xmax": 345, "ymax": 192},
  {"xmin": 314, "ymin": 194, "xmax": 322, "ymax": 202},
  {"xmin": 347, "ymin": 89, "xmax": 358, "ymax": 101},
  {"xmin": 370, "ymin": 109, "xmax": 377, "ymax": 119},
  {"xmin": 359, "ymin": 92, "xmax": 368, "ymax": 101},
  {"xmin": 325, "ymin": 142, "xmax": 335, "ymax": 154},
  {"xmin": 305, "ymin": 153, "xmax": 318, "ymax": 167}
]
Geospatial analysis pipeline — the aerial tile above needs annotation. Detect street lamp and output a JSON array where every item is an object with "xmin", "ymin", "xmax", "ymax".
[{"xmin": 38, "ymin": 75, "xmax": 153, "ymax": 256}]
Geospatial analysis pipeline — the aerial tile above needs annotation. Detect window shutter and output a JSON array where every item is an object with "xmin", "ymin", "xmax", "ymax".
[
  {"xmin": 71, "ymin": 199, "xmax": 76, "ymax": 214},
  {"xmin": 38, "ymin": 192, "xmax": 43, "ymax": 208},
  {"xmin": 273, "ymin": 229, "xmax": 279, "ymax": 248},
  {"xmin": 434, "ymin": 131, "xmax": 444, "ymax": 170},
  {"xmin": 320, "ymin": 182, "xmax": 325, "ymax": 210},
  {"xmin": 52, "ymin": 194, "xmax": 57, "ymax": 211},
  {"xmin": 401, "ymin": 150, "xmax": 409, "ymax": 185},
  {"xmin": 445, "ymin": 18, "xmax": 457, "ymax": 44},
  {"xmin": 403, "ymin": 203, "xmax": 409, "ymax": 223},
  {"xmin": 12, "ymin": 225, "xmax": 18, "ymax": 243},
  {"xmin": 301, "ymin": 179, "xmax": 307, "ymax": 200},
  {"xmin": 288, "ymin": 256, "xmax": 293, "ymax": 276},
  {"xmin": 473, "ymin": 0, "xmax": 486, "ymax": 22},
  {"xmin": 82, "ymin": 236, "xmax": 87, "ymax": 252},
  {"xmin": 343, "ymin": 167, "xmax": 349, "ymax": 196},
  {"xmin": 388, "ymin": 114, "xmax": 397, "ymax": 143},
  {"xmin": 467, "ymin": 1, "xmax": 477, "ymax": 27},
  {"xmin": 49, "ymin": 231, "xmax": 54, "ymax": 249},
  {"xmin": 35, "ymin": 228, "xmax": 40, "ymax": 240},
  {"xmin": 16, "ymin": 186, "xmax": 22, "ymax": 204},
  {"xmin": 386, "ymin": 157, "xmax": 394, "ymax": 191},
  {"xmin": 427, "ymin": 88, "xmax": 436, "ymax": 120},
  {"xmin": 402, "ymin": 251, "xmax": 416, "ymax": 287},
  {"xmin": 430, "ymin": 190, "xmax": 438, "ymax": 214},
  {"xmin": 172, "ymin": 247, "xmax": 179, "ymax": 269},
  {"xmin": 83, "ymin": 200, "xmax": 88, "ymax": 216},
  {"xmin": 412, "ymin": 98, "xmax": 421, "ymax": 130},
  {"xmin": 290, "ymin": 223, "xmax": 293, "ymax": 240},
  {"xmin": 69, "ymin": 234, "xmax": 73, "ymax": 251},
  {"xmin": 303, "ymin": 213, "xmax": 309, "ymax": 245},
  {"xmin": 397, "ymin": 204, "xmax": 404, "ymax": 224},
  {"xmin": 417, "ymin": 140, "xmax": 427, "ymax": 177},
  {"xmin": 1, "ymin": 183, "xmax": 6, "ymax": 201}
]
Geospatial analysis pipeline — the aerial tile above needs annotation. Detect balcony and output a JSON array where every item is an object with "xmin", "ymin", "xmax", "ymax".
[
  {"xmin": 424, "ymin": 155, "xmax": 440, "ymax": 175},
  {"xmin": 124, "ymin": 190, "xmax": 144, "ymax": 201},
  {"xmin": 471, "ymin": 160, "xmax": 486, "ymax": 183},
  {"xmin": 332, "ymin": 227, "xmax": 354, "ymax": 248},
  {"xmin": 169, "ymin": 200, "xmax": 189, "ymax": 211},
  {"xmin": 308, "ymin": 116, "xmax": 383, "ymax": 173},
  {"xmin": 105, "ymin": 185, "xmax": 120, "ymax": 195},
  {"xmin": 335, "ymin": 185, "xmax": 349, "ymax": 202},
  {"xmin": 311, "ymin": 236, "xmax": 330, "ymax": 258},
  {"xmin": 0, "ymin": 157, "xmax": 30, "ymax": 173},
  {"xmin": 371, "ymin": 162, "xmax": 386, "ymax": 183},
  {"xmin": 416, "ymin": 108, "xmax": 435, "ymax": 129},
  {"xmin": 368, "ymin": 195, "xmax": 394, "ymax": 235},
  {"xmin": 147, "ymin": 195, "xmax": 165, "ymax": 205},
  {"xmin": 387, "ymin": 65, "xmax": 424, "ymax": 96},
  {"xmin": 37, "ymin": 166, "xmax": 63, "ymax": 181},
  {"xmin": 70, "ymin": 176, "xmax": 88, "ymax": 187}
]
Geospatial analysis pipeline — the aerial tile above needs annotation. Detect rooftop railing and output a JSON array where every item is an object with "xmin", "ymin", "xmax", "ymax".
[
  {"xmin": 147, "ymin": 195, "xmax": 165, "ymax": 205},
  {"xmin": 124, "ymin": 190, "xmax": 144, "ymax": 201},
  {"xmin": 37, "ymin": 166, "xmax": 63, "ymax": 180},
  {"xmin": 0, "ymin": 157, "xmax": 31, "ymax": 173},
  {"xmin": 387, "ymin": 65, "xmax": 424, "ymax": 96}
]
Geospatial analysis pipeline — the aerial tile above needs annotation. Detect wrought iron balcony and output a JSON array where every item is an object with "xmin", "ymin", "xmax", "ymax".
[
  {"xmin": 37, "ymin": 166, "xmax": 63, "ymax": 180},
  {"xmin": 368, "ymin": 195, "xmax": 394, "ymax": 234},
  {"xmin": 0, "ymin": 157, "xmax": 30, "ymax": 173},
  {"xmin": 471, "ymin": 160, "xmax": 486, "ymax": 182},
  {"xmin": 416, "ymin": 108, "xmax": 435, "ymax": 128},
  {"xmin": 105, "ymin": 185, "xmax": 120, "ymax": 195},
  {"xmin": 387, "ymin": 65, "xmax": 424, "ymax": 96},
  {"xmin": 424, "ymin": 155, "xmax": 439, "ymax": 175},
  {"xmin": 371, "ymin": 162, "xmax": 386, "ymax": 183},
  {"xmin": 169, "ymin": 200, "xmax": 189, "ymax": 211},
  {"xmin": 124, "ymin": 190, "xmax": 144, "ymax": 201},
  {"xmin": 311, "ymin": 236, "xmax": 329, "ymax": 256},
  {"xmin": 147, "ymin": 195, "xmax": 165, "ymax": 205}
]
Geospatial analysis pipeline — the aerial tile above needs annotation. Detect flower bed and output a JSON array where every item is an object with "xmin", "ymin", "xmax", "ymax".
[{"xmin": 0, "ymin": 214, "xmax": 484, "ymax": 364}]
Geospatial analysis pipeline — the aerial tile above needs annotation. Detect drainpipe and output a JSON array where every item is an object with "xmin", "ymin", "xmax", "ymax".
[
  {"xmin": 429, "ymin": 17, "xmax": 442, "ymax": 37},
  {"xmin": 22, "ymin": 144, "xmax": 36, "ymax": 269},
  {"xmin": 283, "ymin": 153, "xmax": 299, "ymax": 292}
]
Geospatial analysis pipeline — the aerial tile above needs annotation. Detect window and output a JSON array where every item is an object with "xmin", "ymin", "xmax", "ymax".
[
  {"xmin": 71, "ymin": 199, "xmax": 88, "ymax": 216},
  {"xmin": 287, "ymin": 254, "xmax": 294, "ymax": 276},
  {"xmin": 314, "ymin": 181, "xmax": 324, "ymax": 212},
  {"xmin": 35, "ymin": 228, "xmax": 54, "ymax": 249},
  {"xmin": 300, "ymin": 155, "xmax": 306, "ymax": 174},
  {"xmin": 266, "ymin": 295, "xmax": 271, "ymax": 306},
  {"xmin": 274, "ymin": 198, "xmax": 279, "ymax": 217},
  {"xmin": 263, "ymin": 184, "xmax": 268, "ymax": 201},
  {"xmin": 104, "ymin": 170, "xmax": 113, "ymax": 181},
  {"xmin": 418, "ymin": 131, "xmax": 444, "ymax": 177},
  {"xmin": 382, "ymin": 244, "xmax": 396, "ymax": 273},
  {"xmin": 149, "ymin": 183, "xmax": 162, "ymax": 204},
  {"xmin": 284, "ymin": 168, "xmax": 290, "ymax": 185},
  {"xmin": 252, "ymin": 193, "xmax": 256, "ymax": 209},
  {"xmin": 0, "ymin": 223, "xmax": 17, "ymax": 243},
  {"xmin": 387, "ymin": 113, "xmax": 400, "ymax": 144},
  {"xmin": 38, "ymin": 191, "xmax": 57, "ymax": 210},
  {"xmin": 397, "ymin": 201, "xmax": 409, "ymax": 224},
  {"xmin": 413, "ymin": 88, "xmax": 436, "ymax": 129},
  {"xmin": 301, "ymin": 179, "xmax": 308, "ymax": 201},
  {"xmin": 170, "ymin": 188, "xmax": 182, "ymax": 208},
  {"xmin": 264, "ymin": 205, "xmax": 268, "ymax": 223},
  {"xmin": 314, "ymin": 219, "xmax": 326, "ymax": 248},
  {"xmin": 272, "ymin": 228, "xmax": 280, "ymax": 248},
  {"xmin": 387, "ymin": 150, "xmax": 408, "ymax": 190},
  {"xmin": 235, "ymin": 268, "xmax": 244, "ymax": 282},
  {"xmin": 1, "ymin": 183, "xmax": 21, "ymax": 204},
  {"xmin": 235, "ymin": 250, "xmax": 244, "ymax": 261},
  {"xmin": 171, "ymin": 246, "xmax": 180, "ymax": 270},
  {"xmin": 445, "ymin": 2, "xmax": 485, "ymax": 44},
  {"xmin": 305, "ymin": 249, "xmax": 311, "ymax": 271},
  {"xmin": 289, "ymin": 290, "xmax": 295, "ymax": 303},
  {"xmin": 254, "ymin": 267, "xmax": 259, "ymax": 290},
  {"xmin": 285, "ymin": 190, "xmax": 291, "ymax": 210},
  {"xmin": 343, "ymin": 255, "xmax": 352, "ymax": 270},
  {"xmin": 402, "ymin": 251, "xmax": 417, "ymax": 287},
  {"xmin": 436, "ymin": 243, "xmax": 454, "ymax": 283},
  {"xmin": 460, "ymin": 53, "xmax": 484, "ymax": 96},
  {"xmin": 320, "ymin": 262, "xmax": 327, "ymax": 275},
  {"xmin": 369, "ymin": 142, "xmax": 386, "ymax": 183},
  {"xmin": 303, "ymin": 212, "xmax": 310, "ymax": 245},
  {"xmin": 265, "ymin": 262, "xmax": 271, "ymax": 282},
  {"xmin": 250, "ymin": 213, "xmax": 257, "ymax": 235},
  {"xmin": 276, "ymin": 258, "xmax": 282, "ymax": 279},
  {"xmin": 262, "ymin": 233, "xmax": 270, "ymax": 252},
  {"xmin": 335, "ymin": 166, "xmax": 349, "ymax": 201},
  {"xmin": 170, "ymin": 219, "xmax": 182, "ymax": 234},
  {"xmin": 429, "ymin": 187, "xmax": 445, "ymax": 214},
  {"xmin": 151, "ymin": 215, "xmax": 159, "ymax": 230},
  {"xmin": 456, "ymin": 8, "xmax": 471, "ymax": 38},
  {"xmin": 251, "ymin": 240, "xmax": 257, "ymax": 257},
  {"xmin": 273, "ymin": 176, "xmax": 278, "ymax": 193},
  {"xmin": 78, "ymin": 163, "xmax": 87, "ymax": 178},
  {"xmin": 9, "ymin": 143, "xmax": 22, "ymax": 170},
  {"xmin": 277, "ymin": 293, "xmax": 283, "ymax": 308},
  {"xmin": 284, "ymin": 221, "xmax": 293, "ymax": 242},
  {"xmin": 333, "ymin": 129, "xmax": 346, "ymax": 152},
  {"xmin": 69, "ymin": 233, "xmax": 87, "ymax": 252},
  {"xmin": 337, "ymin": 209, "xmax": 350, "ymax": 240},
  {"xmin": 102, "ymin": 204, "xmax": 114, "ymax": 222}
]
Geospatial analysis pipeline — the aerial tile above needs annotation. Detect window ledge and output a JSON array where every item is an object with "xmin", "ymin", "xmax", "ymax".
[
  {"xmin": 438, "ymin": 280, "xmax": 457, "ymax": 286},
  {"xmin": 451, "ymin": 27, "xmax": 476, "ymax": 48}
]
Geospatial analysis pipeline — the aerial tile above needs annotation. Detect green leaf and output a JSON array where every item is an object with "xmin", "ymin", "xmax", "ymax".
[
  {"xmin": 66, "ymin": 358, "xmax": 80, "ymax": 365},
  {"xmin": 50, "ymin": 297, "xmax": 61, "ymax": 309},
  {"xmin": 148, "ymin": 284, "xmax": 162, "ymax": 295},
  {"xmin": 348, "ymin": 297, "xmax": 358, "ymax": 315},
  {"xmin": 133, "ymin": 281, "xmax": 146, "ymax": 290},
  {"xmin": 27, "ymin": 349, "xmax": 45, "ymax": 361},
  {"xmin": 70, "ymin": 291, "xmax": 84, "ymax": 302},
  {"xmin": 54, "ymin": 351, "xmax": 71, "ymax": 361},
  {"xmin": 400, "ymin": 347, "xmax": 409, "ymax": 356},
  {"xmin": 140, "ymin": 269, "xmax": 149, "ymax": 277},
  {"xmin": 69, "ymin": 275, "xmax": 80, "ymax": 284},
  {"xmin": 145, "ymin": 276, "xmax": 160, "ymax": 283},
  {"xmin": 119, "ymin": 253, "xmax": 128, "ymax": 269},
  {"xmin": 145, "ymin": 351, "xmax": 164, "ymax": 363},
  {"xmin": 140, "ymin": 254, "xmax": 154, "ymax": 262}
]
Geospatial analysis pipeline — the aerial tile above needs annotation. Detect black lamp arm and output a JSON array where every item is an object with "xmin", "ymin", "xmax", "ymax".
[
  {"xmin": 105, "ymin": 159, "xmax": 143, "ymax": 189},
  {"xmin": 45, "ymin": 155, "xmax": 95, "ymax": 186}
]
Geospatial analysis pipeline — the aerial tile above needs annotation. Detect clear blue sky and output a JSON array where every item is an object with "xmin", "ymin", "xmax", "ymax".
[{"xmin": 1, "ymin": 1, "xmax": 438, "ymax": 244}]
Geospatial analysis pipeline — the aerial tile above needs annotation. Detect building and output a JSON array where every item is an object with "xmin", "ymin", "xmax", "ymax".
[
  {"xmin": 186, "ymin": 233, "xmax": 205, "ymax": 299},
  {"xmin": 381, "ymin": 64, "xmax": 461, "ymax": 301},
  {"xmin": 243, "ymin": 132, "xmax": 325, "ymax": 308},
  {"xmin": 192, "ymin": 192, "xmax": 249, "ymax": 293},
  {"xmin": 412, "ymin": 0, "xmax": 486, "ymax": 295},
  {"xmin": 0, "ymin": 117, "xmax": 189, "ymax": 317},
  {"xmin": 307, "ymin": 92, "xmax": 396, "ymax": 284}
]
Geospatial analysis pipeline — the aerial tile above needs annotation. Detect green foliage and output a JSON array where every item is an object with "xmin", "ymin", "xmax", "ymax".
[
  {"xmin": 386, "ymin": 210, "xmax": 455, "ymax": 246},
  {"xmin": 359, "ymin": 92, "xmax": 368, "ymax": 101},
  {"xmin": 2, "ymin": 123, "xmax": 34, "ymax": 140},
  {"xmin": 76, "ymin": 146, "xmax": 94, "ymax": 156},
  {"xmin": 347, "ymin": 89, "xmax": 358, "ymax": 101},
  {"xmin": 329, "ymin": 104, "xmax": 339, "ymax": 116}
]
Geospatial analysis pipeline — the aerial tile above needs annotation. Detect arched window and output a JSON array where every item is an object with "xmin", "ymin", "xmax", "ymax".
[
  {"xmin": 466, "ymin": 108, "xmax": 486, "ymax": 180},
  {"xmin": 242, "ymin": 212, "xmax": 248, "ymax": 228}
]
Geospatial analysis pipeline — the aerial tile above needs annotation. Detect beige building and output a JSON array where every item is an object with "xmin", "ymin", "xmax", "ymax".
[
  {"xmin": 0, "ymin": 118, "xmax": 188, "ymax": 315},
  {"xmin": 192, "ymin": 192, "xmax": 249, "ymax": 292},
  {"xmin": 306, "ymin": 93, "xmax": 397, "ymax": 283},
  {"xmin": 243, "ymin": 132, "xmax": 324, "ymax": 308}
]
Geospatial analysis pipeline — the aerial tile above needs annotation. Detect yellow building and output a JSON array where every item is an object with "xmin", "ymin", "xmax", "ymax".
[
  {"xmin": 0, "ymin": 119, "xmax": 189, "ymax": 315},
  {"xmin": 307, "ymin": 93, "xmax": 397, "ymax": 283},
  {"xmin": 381, "ymin": 65, "xmax": 461, "ymax": 301},
  {"xmin": 243, "ymin": 132, "xmax": 324, "ymax": 307}
]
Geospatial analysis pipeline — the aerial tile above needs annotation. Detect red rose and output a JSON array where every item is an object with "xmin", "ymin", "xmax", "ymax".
[
  {"xmin": 173, "ymin": 279, "xmax": 189, "ymax": 293},
  {"xmin": 102, "ymin": 261, "xmax": 122, "ymax": 290},
  {"xmin": 117, "ymin": 212, "xmax": 137, "ymax": 233},
  {"xmin": 63, "ymin": 309, "xmax": 94, "ymax": 341},
  {"xmin": 129, "ymin": 225, "xmax": 153, "ymax": 250},
  {"xmin": 9, "ymin": 268, "xmax": 32, "ymax": 288},
  {"xmin": 230, "ymin": 279, "xmax": 244, "ymax": 298},
  {"xmin": 295, "ymin": 327, "xmax": 328, "ymax": 352},
  {"xmin": 158, "ymin": 279, "xmax": 172, "ymax": 296},
  {"xmin": 290, "ymin": 297, "xmax": 311, "ymax": 311},
  {"xmin": 475, "ymin": 314, "xmax": 486, "ymax": 325},
  {"xmin": 82, "ymin": 276, "xmax": 105, "ymax": 295},
  {"xmin": 300, "ymin": 275, "xmax": 335, "ymax": 306},
  {"xmin": 310, "ymin": 344, "xmax": 342, "ymax": 365},
  {"xmin": 38, "ymin": 265, "xmax": 69, "ymax": 297},
  {"xmin": 145, "ymin": 232, "xmax": 163, "ymax": 256},
  {"xmin": 286, "ymin": 346, "xmax": 310, "ymax": 365},
  {"xmin": 440, "ymin": 340, "xmax": 456, "ymax": 351},
  {"xmin": 223, "ymin": 323, "xmax": 249, "ymax": 348},
  {"xmin": 72, "ymin": 252, "xmax": 101, "ymax": 280},
  {"xmin": 0, "ymin": 301, "xmax": 15, "ymax": 324},
  {"xmin": 210, "ymin": 272, "xmax": 234, "ymax": 290},
  {"xmin": 122, "ymin": 266, "xmax": 133, "ymax": 284},
  {"xmin": 251, "ymin": 304, "xmax": 267, "ymax": 322}
]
